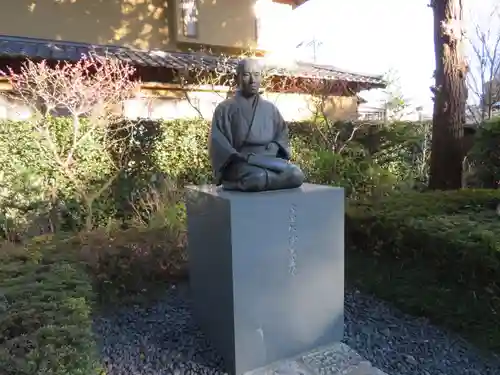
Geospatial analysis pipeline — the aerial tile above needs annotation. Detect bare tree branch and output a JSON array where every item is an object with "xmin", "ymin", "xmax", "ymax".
[
  {"xmin": 171, "ymin": 51, "xmax": 367, "ymax": 155},
  {"xmin": 466, "ymin": 5, "xmax": 500, "ymax": 123},
  {"xmin": 0, "ymin": 54, "xmax": 141, "ymax": 230}
]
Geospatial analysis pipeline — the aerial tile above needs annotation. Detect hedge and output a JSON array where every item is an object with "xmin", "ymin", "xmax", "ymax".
[
  {"xmin": 0, "ymin": 117, "xmax": 431, "ymax": 236},
  {"xmin": 468, "ymin": 117, "xmax": 500, "ymax": 188},
  {"xmin": 347, "ymin": 189, "xmax": 500, "ymax": 352},
  {"xmin": 0, "ymin": 236, "xmax": 101, "ymax": 375},
  {"xmin": 76, "ymin": 226, "xmax": 188, "ymax": 304},
  {"xmin": 0, "ymin": 218, "xmax": 189, "ymax": 374}
]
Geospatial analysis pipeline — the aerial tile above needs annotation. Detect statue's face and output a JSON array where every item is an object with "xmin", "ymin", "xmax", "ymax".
[{"xmin": 237, "ymin": 59, "xmax": 262, "ymax": 97}]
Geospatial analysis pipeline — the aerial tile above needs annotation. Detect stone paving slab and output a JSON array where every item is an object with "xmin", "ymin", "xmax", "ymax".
[{"xmin": 244, "ymin": 343, "xmax": 388, "ymax": 375}]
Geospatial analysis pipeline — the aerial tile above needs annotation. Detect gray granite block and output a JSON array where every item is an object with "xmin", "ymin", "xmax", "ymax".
[
  {"xmin": 301, "ymin": 343, "xmax": 370, "ymax": 375},
  {"xmin": 243, "ymin": 343, "xmax": 385, "ymax": 375},
  {"xmin": 186, "ymin": 184, "xmax": 345, "ymax": 375}
]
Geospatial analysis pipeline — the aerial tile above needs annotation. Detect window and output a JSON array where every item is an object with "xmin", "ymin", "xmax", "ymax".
[
  {"xmin": 255, "ymin": 14, "xmax": 262, "ymax": 41},
  {"xmin": 181, "ymin": 0, "xmax": 198, "ymax": 38}
]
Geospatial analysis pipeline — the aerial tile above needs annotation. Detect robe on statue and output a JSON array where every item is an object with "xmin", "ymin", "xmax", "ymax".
[{"xmin": 209, "ymin": 91, "xmax": 304, "ymax": 192}]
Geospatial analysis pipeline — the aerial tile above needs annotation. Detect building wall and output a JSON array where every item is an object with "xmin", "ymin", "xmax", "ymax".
[
  {"xmin": 265, "ymin": 93, "xmax": 358, "ymax": 122},
  {"xmin": 0, "ymin": 0, "xmax": 294, "ymax": 52},
  {"xmin": 0, "ymin": 94, "xmax": 32, "ymax": 121},
  {"xmin": 0, "ymin": 86, "xmax": 359, "ymax": 123},
  {"xmin": 0, "ymin": 0, "xmax": 177, "ymax": 50},
  {"xmin": 120, "ymin": 89, "xmax": 359, "ymax": 122},
  {"xmin": 175, "ymin": 0, "xmax": 257, "ymax": 50}
]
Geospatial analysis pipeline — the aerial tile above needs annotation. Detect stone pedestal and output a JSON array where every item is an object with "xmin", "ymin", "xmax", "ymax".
[{"xmin": 185, "ymin": 183, "xmax": 344, "ymax": 375}]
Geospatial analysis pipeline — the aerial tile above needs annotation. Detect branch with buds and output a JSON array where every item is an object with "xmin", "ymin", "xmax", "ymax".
[
  {"xmin": 171, "ymin": 52, "xmax": 364, "ymax": 153},
  {"xmin": 1, "ymin": 54, "xmax": 142, "ymax": 230}
]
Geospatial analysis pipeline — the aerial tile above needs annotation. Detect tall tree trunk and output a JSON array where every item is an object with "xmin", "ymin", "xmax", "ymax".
[{"xmin": 429, "ymin": 0, "xmax": 467, "ymax": 190}]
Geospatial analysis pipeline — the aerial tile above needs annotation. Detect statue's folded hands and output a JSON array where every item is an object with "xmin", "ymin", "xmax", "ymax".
[{"xmin": 208, "ymin": 58, "xmax": 305, "ymax": 192}]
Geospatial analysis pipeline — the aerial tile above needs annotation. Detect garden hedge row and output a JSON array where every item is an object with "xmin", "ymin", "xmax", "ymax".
[
  {"xmin": 0, "ymin": 118, "xmax": 430, "ymax": 235},
  {"xmin": 0, "ymin": 221, "xmax": 188, "ymax": 375},
  {"xmin": 0, "ymin": 237, "xmax": 101, "ymax": 375},
  {"xmin": 346, "ymin": 189, "xmax": 500, "ymax": 352}
]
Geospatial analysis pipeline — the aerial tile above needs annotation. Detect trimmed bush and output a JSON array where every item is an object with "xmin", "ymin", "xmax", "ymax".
[
  {"xmin": 78, "ymin": 226, "xmax": 188, "ymax": 304},
  {"xmin": 347, "ymin": 189, "xmax": 500, "ymax": 352},
  {"xmin": 0, "ymin": 118, "xmax": 433, "ymax": 236},
  {"xmin": 152, "ymin": 119, "xmax": 212, "ymax": 186},
  {"xmin": 78, "ymin": 180, "xmax": 189, "ymax": 304},
  {"xmin": 0, "ymin": 216, "xmax": 187, "ymax": 373},
  {"xmin": 0, "ymin": 237, "xmax": 101, "ymax": 375},
  {"xmin": 469, "ymin": 117, "xmax": 500, "ymax": 188}
]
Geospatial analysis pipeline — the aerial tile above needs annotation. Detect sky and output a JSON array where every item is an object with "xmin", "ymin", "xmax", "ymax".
[{"xmin": 281, "ymin": 0, "xmax": 499, "ymax": 117}]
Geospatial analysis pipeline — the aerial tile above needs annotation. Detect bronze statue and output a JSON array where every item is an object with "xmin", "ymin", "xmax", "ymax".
[{"xmin": 208, "ymin": 58, "xmax": 305, "ymax": 192}]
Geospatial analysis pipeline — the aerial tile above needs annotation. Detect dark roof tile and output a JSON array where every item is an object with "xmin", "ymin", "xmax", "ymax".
[{"xmin": 0, "ymin": 35, "xmax": 386, "ymax": 88}]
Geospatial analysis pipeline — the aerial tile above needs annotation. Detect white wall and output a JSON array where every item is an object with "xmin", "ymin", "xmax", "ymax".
[
  {"xmin": 1, "ymin": 90, "xmax": 358, "ymax": 123},
  {"xmin": 0, "ymin": 95, "xmax": 32, "ymax": 121},
  {"xmin": 122, "ymin": 91, "xmax": 357, "ymax": 122}
]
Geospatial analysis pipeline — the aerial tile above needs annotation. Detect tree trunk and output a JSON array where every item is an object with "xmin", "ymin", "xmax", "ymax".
[{"xmin": 429, "ymin": 0, "xmax": 467, "ymax": 190}]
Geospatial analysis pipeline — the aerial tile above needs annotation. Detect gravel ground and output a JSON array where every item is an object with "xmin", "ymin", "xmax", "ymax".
[
  {"xmin": 93, "ymin": 284, "xmax": 500, "ymax": 375},
  {"xmin": 343, "ymin": 290, "xmax": 500, "ymax": 375}
]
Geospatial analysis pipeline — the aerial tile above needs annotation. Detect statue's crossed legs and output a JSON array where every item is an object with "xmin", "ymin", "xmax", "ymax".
[{"xmin": 222, "ymin": 160, "xmax": 304, "ymax": 192}]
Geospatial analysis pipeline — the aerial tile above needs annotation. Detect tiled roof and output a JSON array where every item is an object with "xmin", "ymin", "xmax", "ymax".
[{"xmin": 0, "ymin": 35, "xmax": 386, "ymax": 88}]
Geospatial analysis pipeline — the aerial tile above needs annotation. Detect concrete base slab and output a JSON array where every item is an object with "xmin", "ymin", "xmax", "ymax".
[{"xmin": 244, "ymin": 343, "xmax": 388, "ymax": 375}]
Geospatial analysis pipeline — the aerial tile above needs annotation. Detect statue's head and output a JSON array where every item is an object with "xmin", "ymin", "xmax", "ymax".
[{"xmin": 236, "ymin": 58, "xmax": 262, "ymax": 97}]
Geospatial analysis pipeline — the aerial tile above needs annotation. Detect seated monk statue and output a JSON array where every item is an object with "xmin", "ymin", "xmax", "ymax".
[{"xmin": 208, "ymin": 58, "xmax": 305, "ymax": 192}]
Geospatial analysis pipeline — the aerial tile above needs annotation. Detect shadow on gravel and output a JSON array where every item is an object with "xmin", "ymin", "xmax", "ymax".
[{"xmin": 93, "ymin": 283, "xmax": 227, "ymax": 375}]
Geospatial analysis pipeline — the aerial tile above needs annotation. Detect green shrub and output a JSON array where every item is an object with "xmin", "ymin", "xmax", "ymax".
[
  {"xmin": 296, "ymin": 148, "xmax": 397, "ymax": 199},
  {"xmin": 469, "ymin": 117, "xmax": 500, "ymax": 188},
  {"xmin": 350, "ymin": 188, "xmax": 500, "ymax": 217},
  {"xmin": 372, "ymin": 121, "xmax": 431, "ymax": 189},
  {"xmin": 78, "ymin": 226, "xmax": 187, "ymax": 304},
  {"xmin": 153, "ymin": 118, "xmax": 212, "ymax": 185},
  {"xmin": 0, "ymin": 117, "xmax": 117, "ymax": 234},
  {"xmin": 0, "ymin": 237, "xmax": 101, "ymax": 375},
  {"xmin": 290, "ymin": 121, "xmax": 402, "ymax": 199},
  {"xmin": 347, "ymin": 189, "xmax": 500, "ymax": 352},
  {"xmin": 0, "ymin": 117, "xmax": 432, "ymax": 234},
  {"xmin": 0, "ymin": 187, "xmax": 187, "ymax": 372},
  {"xmin": 76, "ymin": 180, "xmax": 188, "ymax": 304}
]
